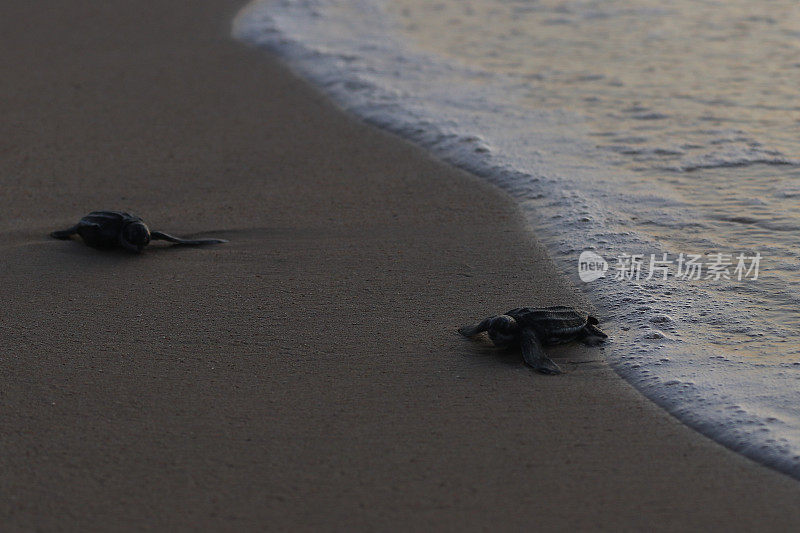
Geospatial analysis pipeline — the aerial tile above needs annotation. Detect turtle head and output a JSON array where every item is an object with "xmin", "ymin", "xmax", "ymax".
[
  {"xmin": 121, "ymin": 221, "xmax": 151, "ymax": 252},
  {"xmin": 487, "ymin": 315, "xmax": 519, "ymax": 347}
]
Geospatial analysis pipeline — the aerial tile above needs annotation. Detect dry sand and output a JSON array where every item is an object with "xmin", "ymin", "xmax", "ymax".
[{"xmin": 3, "ymin": 0, "xmax": 800, "ymax": 530}]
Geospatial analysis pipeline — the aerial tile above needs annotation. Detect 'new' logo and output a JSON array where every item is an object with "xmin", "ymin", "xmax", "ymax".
[{"xmin": 578, "ymin": 251, "xmax": 608, "ymax": 282}]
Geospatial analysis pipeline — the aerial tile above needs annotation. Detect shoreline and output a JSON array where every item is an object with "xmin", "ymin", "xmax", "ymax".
[
  {"xmin": 4, "ymin": 0, "xmax": 800, "ymax": 529},
  {"xmin": 234, "ymin": 0, "xmax": 800, "ymax": 477}
]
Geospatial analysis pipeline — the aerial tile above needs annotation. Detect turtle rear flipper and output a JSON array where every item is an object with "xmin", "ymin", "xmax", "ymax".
[
  {"xmin": 150, "ymin": 231, "xmax": 227, "ymax": 246},
  {"xmin": 50, "ymin": 225, "xmax": 79, "ymax": 240},
  {"xmin": 521, "ymin": 329, "xmax": 562, "ymax": 375}
]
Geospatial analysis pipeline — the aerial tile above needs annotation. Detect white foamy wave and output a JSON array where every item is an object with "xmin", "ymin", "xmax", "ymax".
[{"xmin": 234, "ymin": 0, "xmax": 800, "ymax": 478}]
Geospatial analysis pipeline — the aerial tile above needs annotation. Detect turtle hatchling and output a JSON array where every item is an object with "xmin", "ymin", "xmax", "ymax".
[
  {"xmin": 50, "ymin": 211, "xmax": 227, "ymax": 252},
  {"xmin": 458, "ymin": 306, "xmax": 607, "ymax": 375}
]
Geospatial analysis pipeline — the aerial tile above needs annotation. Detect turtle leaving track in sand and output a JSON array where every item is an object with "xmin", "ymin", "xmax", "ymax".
[
  {"xmin": 50, "ymin": 211, "xmax": 227, "ymax": 253},
  {"xmin": 458, "ymin": 306, "xmax": 607, "ymax": 375}
]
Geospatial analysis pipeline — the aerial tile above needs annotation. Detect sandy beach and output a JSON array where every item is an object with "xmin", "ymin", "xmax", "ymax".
[{"xmin": 4, "ymin": 0, "xmax": 800, "ymax": 530}]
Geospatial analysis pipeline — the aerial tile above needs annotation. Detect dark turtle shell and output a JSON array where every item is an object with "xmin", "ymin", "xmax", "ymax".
[
  {"xmin": 51, "ymin": 210, "xmax": 227, "ymax": 252},
  {"xmin": 76, "ymin": 211, "xmax": 150, "ymax": 250},
  {"xmin": 505, "ymin": 306, "xmax": 592, "ymax": 343}
]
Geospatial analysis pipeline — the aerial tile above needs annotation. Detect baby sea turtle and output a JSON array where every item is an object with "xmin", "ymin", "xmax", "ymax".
[
  {"xmin": 458, "ymin": 306, "xmax": 607, "ymax": 375},
  {"xmin": 50, "ymin": 211, "xmax": 227, "ymax": 252}
]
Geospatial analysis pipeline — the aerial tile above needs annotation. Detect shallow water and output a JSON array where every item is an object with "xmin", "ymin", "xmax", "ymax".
[{"xmin": 234, "ymin": 0, "xmax": 800, "ymax": 476}]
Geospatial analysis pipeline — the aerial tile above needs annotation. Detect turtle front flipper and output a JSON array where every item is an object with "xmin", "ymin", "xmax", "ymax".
[
  {"xmin": 585, "ymin": 324, "xmax": 607, "ymax": 339},
  {"xmin": 520, "ymin": 329, "xmax": 562, "ymax": 375},
  {"xmin": 50, "ymin": 225, "xmax": 79, "ymax": 240},
  {"xmin": 150, "ymin": 231, "xmax": 227, "ymax": 246},
  {"xmin": 458, "ymin": 317, "xmax": 494, "ymax": 338},
  {"xmin": 583, "ymin": 316, "xmax": 608, "ymax": 343}
]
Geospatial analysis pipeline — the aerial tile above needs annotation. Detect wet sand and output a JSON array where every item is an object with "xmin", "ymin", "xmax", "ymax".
[{"xmin": 3, "ymin": 0, "xmax": 800, "ymax": 530}]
